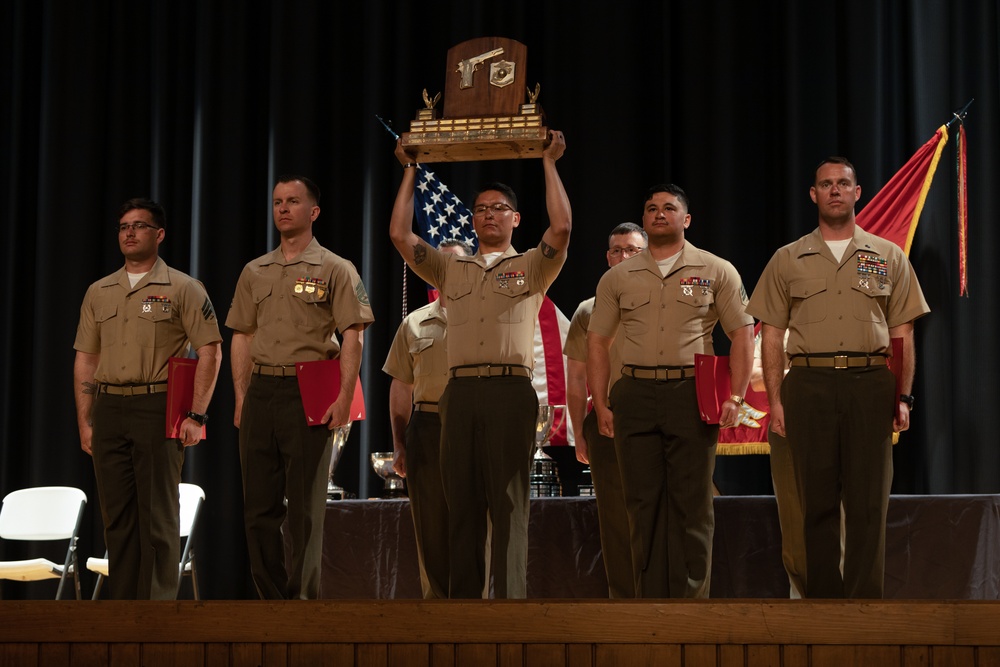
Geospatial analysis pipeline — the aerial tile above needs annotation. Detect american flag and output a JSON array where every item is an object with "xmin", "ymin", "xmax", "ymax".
[{"xmin": 413, "ymin": 166, "xmax": 479, "ymax": 253}]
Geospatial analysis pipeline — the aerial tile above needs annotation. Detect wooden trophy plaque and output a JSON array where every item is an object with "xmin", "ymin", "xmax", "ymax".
[{"xmin": 401, "ymin": 37, "xmax": 549, "ymax": 163}]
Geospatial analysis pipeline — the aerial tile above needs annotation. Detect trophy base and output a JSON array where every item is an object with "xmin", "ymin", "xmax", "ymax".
[
  {"xmin": 379, "ymin": 476, "xmax": 407, "ymax": 500},
  {"xmin": 529, "ymin": 457, "xmax": 560, "ymax": 498},
  {"xmin": 327, "ymin": 484, "xmax": 347, "ymax": 501},
  {"xmin": 402, "ymin": 115, "xmax": 548, "ymax": 163},
  {"xmin": 578, "ymin": 467, "xmax": 595, "ymax": 497}
]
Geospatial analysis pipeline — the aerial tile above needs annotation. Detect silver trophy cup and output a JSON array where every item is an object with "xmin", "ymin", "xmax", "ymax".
[
  {"xmin": 530, "ymin": 404, "xmax": 565, "ymax": 497},
  {"xmin": 371, "ymin": 452, "xmax": 406, "ymax": 498},
  {"xmin": 326, "ymin": 423, "xmax": 352, "ymax": 500}
]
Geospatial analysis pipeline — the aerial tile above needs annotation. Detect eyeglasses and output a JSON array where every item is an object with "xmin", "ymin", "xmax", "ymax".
[
  {"xmin": 608, "ymin": 246, "xmax": 644, "ymax": 257},
  {"xmin": 117, "ymin": 222, "xmax": 161, "ymax": 233},
  {"xmin": 472, "ymin": 203, "xmax": 514, "ymax": 216}
]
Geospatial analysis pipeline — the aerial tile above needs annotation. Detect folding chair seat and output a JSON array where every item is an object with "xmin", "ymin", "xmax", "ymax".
[
  {"xmin": 0, "ymin": 486, "xmax": 87, "ymax": 600},
  {"xmin": 88, "ymin": 482, "xmax": 205, "ymax": 599}
]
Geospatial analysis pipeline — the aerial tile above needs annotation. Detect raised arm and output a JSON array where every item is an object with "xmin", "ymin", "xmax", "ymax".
[
  {"xmin": 539, "ymin": 131, "xmax": 571, "ymax": 258},
  {"xmin": 389, "ymin": 139, "xmax": 435, "ymax": 267}
]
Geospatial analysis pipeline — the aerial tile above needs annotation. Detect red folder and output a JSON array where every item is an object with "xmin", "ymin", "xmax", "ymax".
[
  {"xmin": 295, "ymin": 359, "xmax": 366, "ymax": 425},
  {"xmin": 694, "ymin": 354, "xmax": 731, "ymax": 424},
  {"xmin": 166, "ymin": 357, "xmax": 207, "ymax": 439}
]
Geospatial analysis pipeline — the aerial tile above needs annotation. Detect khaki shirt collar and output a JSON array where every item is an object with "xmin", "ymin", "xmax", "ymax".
[
  {"xmin": 627, "ymin": 240, "xmax": 705, "ymax": 278},
  {"xmin": 100, "ymin": 256, "xmax": 170, "ymax": 292},
  {"xmin": 462, "ymin": 244, "xmax": 521, "ymax": 270},
  {"xmin": 258, "ymin": 236, "xmax": 324, "ymax": 267},
  {"xmin": 792, "ymin": 226, "xmax": 884, "ymax": 266}
]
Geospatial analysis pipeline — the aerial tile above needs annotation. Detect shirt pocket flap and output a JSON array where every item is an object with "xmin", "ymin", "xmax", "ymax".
[
  {"xmin": 94, "ymin": 304, "xmax": 118, "ymax": 323},
  {"xmin": 790, "ymin": 278, "xmax": 827, "ymax": 299},
  {"xmin": 446, "ymin": 282, "xmax": 473, "ymax": 301},
  {"xmin": 621, "ymin": 290, "xmax": 651, "ymax": 311},
  {"xmin": 251, "ymin": 283, "xmax": 273, "ymax": 304},
  {"xmin": 409, "ymin": 337, "xmax": 435, "ymax": 355}
]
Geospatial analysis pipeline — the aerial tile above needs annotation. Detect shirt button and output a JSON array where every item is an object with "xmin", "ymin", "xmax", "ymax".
[
  {"xmin": 480, "ymin": 318, "xmax": 484, "ymax": 322},
  {"xmin": 838, "ymin": 315, "xmax": 843, "ymax": 320}
]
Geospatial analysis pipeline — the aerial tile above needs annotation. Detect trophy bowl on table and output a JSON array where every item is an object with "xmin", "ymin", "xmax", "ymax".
[
  {"xmin": 326, "ymin": 423, "xmax": 353, "ymax": 501},
  {"xmin": 530, "ymin": 405, "xmax": 565, "ymax": 498},
  {"xmin": 371, "ymin": 452, "xmax": 407, "ymax": 499}
]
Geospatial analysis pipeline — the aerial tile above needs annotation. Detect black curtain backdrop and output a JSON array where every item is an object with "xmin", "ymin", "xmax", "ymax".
[{"xmin": 2, "ymin": 0, "xmax": 997, "ymax": 599}]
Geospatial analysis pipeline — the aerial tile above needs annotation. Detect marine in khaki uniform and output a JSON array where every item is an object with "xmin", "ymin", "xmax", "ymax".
[
  {"xmin": 74, "ymin": 198, "xmax": 222, "ymax": 600},
  {"xmin": 227, "ymin": 175, "xmax": 374, "ymax": 600},
  {"xmin": 747, "ymin": 157, "xmax": 929, "ymax": 598},
  {"xmin": 564, "ymin": 222, "xmax": 647, "ymax": 598},
  {"xmin": 389, "ymin": 132, "xmax": 571, "ymax": 598},
  {"xmin": 382, "ymin": 240, "xmax": 471, "ymax": 599},
  {"xmin": 588, "ymin": 184, "xmax": 753, "ymax": 599}
]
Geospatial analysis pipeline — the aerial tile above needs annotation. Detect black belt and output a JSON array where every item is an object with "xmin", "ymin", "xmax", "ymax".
[
  {"xmin": 252, "ymin": 364, "xmax": 297, "ymax": 377},
  {"xmin": 450, "ymin": 364, "xmax": 532, "ymax": 379},
  {"xmin": 789, "ymin": 354, "xmax": 888, "ymax": 369},
  {"xmin": 413, "ymin": 402, "xmax": 439, "ymax": 413},
  {"xmin": 98, "ymin": 382, "xmax": 168, "ymax": 396},
  {"xmin": 622, "ymin": 365, "xmax": 696, "ymax": 381}
]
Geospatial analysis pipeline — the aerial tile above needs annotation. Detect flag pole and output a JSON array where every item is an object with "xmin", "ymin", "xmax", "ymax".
[
  {"xmin": 946, "ymin": 98, "xmax": 974, "ymax": 128},
  {"xmin": 376, "ymin": 115, "xmax": 410, "ymax": 318}
]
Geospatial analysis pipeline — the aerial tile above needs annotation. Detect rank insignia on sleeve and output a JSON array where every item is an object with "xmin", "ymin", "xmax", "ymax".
[{"xmin": 355, "ymin": 280, "xmax": 370, "ymax": 306}]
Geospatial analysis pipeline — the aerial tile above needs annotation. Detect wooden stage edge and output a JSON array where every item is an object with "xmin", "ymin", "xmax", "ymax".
[{"xmin": 3, "ymin": 600, "xmax": 1000, "ymax": 666}]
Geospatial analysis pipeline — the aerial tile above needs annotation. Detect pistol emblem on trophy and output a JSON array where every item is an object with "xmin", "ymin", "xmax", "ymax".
[{"xmin": 456, "ymin": 47, "xmax": 505, "ymax": 89}]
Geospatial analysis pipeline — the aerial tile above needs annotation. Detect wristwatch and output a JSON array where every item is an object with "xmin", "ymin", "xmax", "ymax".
[
  {"xmin": 899, "ymin": 394, "xmax": 915, "ymax": 410},
  {"xmin": 727, "ymin": 394, "xmax": 744, "ymax": 405},
  {"xmin": 185, "ymin": 411, "xmax": 209, "ymax": 426}
]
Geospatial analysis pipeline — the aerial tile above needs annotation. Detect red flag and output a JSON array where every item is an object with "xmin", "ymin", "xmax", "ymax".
[{"xmin": 856, "ymin": 126, "xmax": 949, "ymax": 254}]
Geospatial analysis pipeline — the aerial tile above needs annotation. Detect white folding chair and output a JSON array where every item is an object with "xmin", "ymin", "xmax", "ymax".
[
  {"xmin": 87, "ymin": 482, "xmax": 205, "ymax": 599},
  {"xmin": 0, "ymin": 486, "xmax": 88, "ymax": 600}
]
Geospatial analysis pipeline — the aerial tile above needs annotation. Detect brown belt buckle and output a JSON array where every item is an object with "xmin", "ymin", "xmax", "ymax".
[{"xmin": 834, "ymin": 355, "xmax": 849, "ymax": 369}]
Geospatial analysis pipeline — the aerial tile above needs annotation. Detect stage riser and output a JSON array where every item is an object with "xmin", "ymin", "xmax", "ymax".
[
  {"xmin": 2, "ymin": 601, "xmax": 999, "ymax": 667},
  {"xmin": 2, "ymin": 643, "xmax": 999, "ymax": 666}
]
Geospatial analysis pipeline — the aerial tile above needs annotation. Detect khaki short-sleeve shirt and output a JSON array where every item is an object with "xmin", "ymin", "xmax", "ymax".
[
  {"xmin": 225, "ymin": 238, "xmax": 374, "ymax": 364},
  {"xmin": 589, "ymin": 241, "xmax": 752, "ymax": 367},
  {"xmin": 564, "ymin": 297, "xmax": 625, "ymax": 393},
  {"xmin": 382, "ymin": 300, "xmax": 449, "ymax": 404},
  {"xmin": 746, "ymin": 226, "xmax": 929, "ymax": 356},
  {"xmin": 74, "ymin": 258, "xmax": 222, "ymax": 384},
  {"xmin": 408, "ymin": 243, "xmax": 565, "ymax": 369}
]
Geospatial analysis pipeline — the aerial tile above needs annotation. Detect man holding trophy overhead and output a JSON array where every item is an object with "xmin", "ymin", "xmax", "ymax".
[{"xmin": 389, "ymin": 131, "xmax": 571, "ymax": 599}]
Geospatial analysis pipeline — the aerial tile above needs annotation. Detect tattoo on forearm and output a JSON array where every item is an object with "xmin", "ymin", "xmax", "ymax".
[
  {"xmin": 540, "ymin": 240, "xmax": 558, "ymax": 259},
  {"xmin": 82, "ymin": 381, "xmax": 97, "ymax": 396},
  {"xmin": 413, "ymin": 244, "xmax": 427, "ymax": 265}
]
